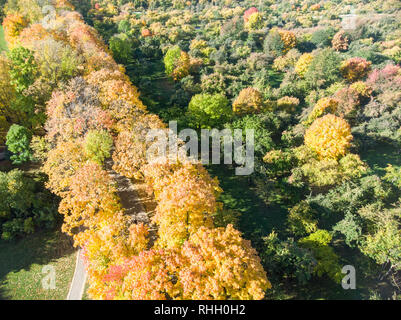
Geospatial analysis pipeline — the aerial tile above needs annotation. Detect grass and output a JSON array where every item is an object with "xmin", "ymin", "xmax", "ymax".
[
  {"xmin": 0, "ymin": 26, "xmax": 7, "ymax": 52},
  {"xmin": 0, "ymin": 228, "xmax": 77, "ymax": 300}
]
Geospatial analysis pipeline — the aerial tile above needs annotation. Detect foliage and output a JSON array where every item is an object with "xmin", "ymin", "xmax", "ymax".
[
  {"xmin": 298, "ymin": 230, "xmax": 343, "ymax": 282},
  {"xmin": 340, "ymin": 57, "xmax": 372, "ymax": 82},
  {"xmin": 304, "ymin": 114, "xmax": 353, "ymax": 160},
  {"xmin": 232, "ymin": 87, "xmax": 264, "ymax": 115},
  {"xmin": 187, "ymin": 93, "xmax": 231, "ymax": 129},
  {"xmin": 6, "ymin": 124, "xmax": 32, "ymax": 164},
  {"xmin": 84, "ymin": 129, "xmax": 114, "ymax": 165},
  {"xmin": 287, "ymin": 201, "xmax": 318, "ymax": 237},
  {"xmin": 0, "ymin": 170, "xmax": 57, "ymax": 240}
]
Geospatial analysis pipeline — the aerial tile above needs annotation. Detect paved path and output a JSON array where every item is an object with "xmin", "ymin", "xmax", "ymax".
[
  {"xmin": 66, "ymin": 249, "xmax": 87, "ymax": 300},
  {"xmin": 66, "ymin": 158, "xmax": 154, "ymax": 299}
]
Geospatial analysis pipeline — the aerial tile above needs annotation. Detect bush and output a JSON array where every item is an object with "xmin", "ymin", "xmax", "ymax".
[
  {"xmin": 84, "ymin": 130, "xmax": 114, "ymax": 165},
  {"xmin": 6, "ymin": 124, "xmax": 33, "ymax": 164},
  {"xmin": 287, "ymin": 201, "xmax": 318, "ymax": 237}
]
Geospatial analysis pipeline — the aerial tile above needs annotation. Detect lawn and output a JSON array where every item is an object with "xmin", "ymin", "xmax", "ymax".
[
  {"xmin": 0, "ymin": 228, "xmax": 77, "ymax": 300},
  {"xmin": 0, "ymin": 26, "xmax": 7, "ymax": 52}
]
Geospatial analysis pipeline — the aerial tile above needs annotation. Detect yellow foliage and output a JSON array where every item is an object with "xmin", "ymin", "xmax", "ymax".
[
  {"xmin": 304, "ymin": 114, "xmax": 353, "ymax": 160},
  {"xmin": 295, "ymin": 53, "xmax": 313, "ymax": 77},
  {"xmin": 233, "ymin": 87, "xmax": 264, "ymax": 115}
]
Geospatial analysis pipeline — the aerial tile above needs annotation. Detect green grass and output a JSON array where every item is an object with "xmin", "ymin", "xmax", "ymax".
[
  {"xmin": 0, "ymin": 26, "xmax": 7, "ymax": 52},
  {"xmin": 0, "ymin": 228, "xmax": 77, "ymax": 300}
]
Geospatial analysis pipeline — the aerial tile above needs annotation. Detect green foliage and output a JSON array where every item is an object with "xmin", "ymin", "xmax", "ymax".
[
  {"xmin": 333, "ymin": 212, "xmax": 363, "ymax": 247},
  {"xmin": 298, "ymin": 230, "xmax": 343, "ymax": 283},
  {"xmin": 304, "ymin": 48, "xmax": 341, "ymax": 89},
  {"xmin": 0, "ymin": 170, "xmax": 57, "ymax": 240},
  {"xmin": 262, "ymin": 231, "xmax": 316, "ymax": 284},
  {"xmin": 6, "ymin": 124, "xmax": 32, "ymax": 164},
  {"xmin": 311, "ymin": 27, "xmax": 336, "ymax": 48},
  {"xmin": 187, "ymin": 93, "xmax": 231, "ymax": 129},
  {"xmin": 287, "ymin": 201, "xmax": 318, "ymax": 237},
  {"xmin": 7, "ymin": 46, "xmax": 37, "ymax": 94},
  {"xmin": 226, "ymin": 113, "xmax": 279, "ymax": 157},
  {"xmin": 84, "ymin": 129, "xmax": 113, "ymax": 165},
  {"xmin": 164, "ymin": 45, "xmax": 181, "ymax": 76},
  {"xmin": 264, "ymin": 29, "xmax": 284, "ymax": 58},
  {"xmin": 109, "ymin": 33, "xmax": 133, "ymax": 64}
]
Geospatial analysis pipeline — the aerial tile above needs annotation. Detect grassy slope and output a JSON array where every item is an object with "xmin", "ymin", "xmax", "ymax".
[
  {"xmin": 0, "ymin": 228, "xmax": 77, "ymax": 300},
  {"xmin": 0, "ymin": 26, "xmax": 7, "ymax": 52}
]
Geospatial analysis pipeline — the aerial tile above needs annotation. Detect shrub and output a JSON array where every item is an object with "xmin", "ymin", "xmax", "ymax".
[
  {"xmin": 84, "ymin": 129, "xmax": 114, "ymax": 165},
  {"xmin": 6, "ymin": 124, "xmax": 32, "ymax": 164},
  {"xmin": 304, "ymin": 114, "xmax": 352, "ymax": 160},
  {"xmin": 287, "ymin": 201, "xmax": 318, "ymax": 237}
]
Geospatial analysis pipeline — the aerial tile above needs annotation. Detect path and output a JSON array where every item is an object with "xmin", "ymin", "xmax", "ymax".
[
  {"xmin": 66, "ymin": 249, "xmax": 87, "ymax": 300},
  {"xmin": 66, "ymin": 157, "xmax": 154, "ymax": 299}
]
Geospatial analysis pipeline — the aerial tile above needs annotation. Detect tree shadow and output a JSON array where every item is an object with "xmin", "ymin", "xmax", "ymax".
[{"xmin": 0, "ymin": 226, "xmax": 74, "ymax": 300}]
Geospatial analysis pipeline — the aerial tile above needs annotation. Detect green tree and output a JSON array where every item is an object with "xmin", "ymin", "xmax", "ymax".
[
  {"xmin": 84, "ymin": 129, "xmax": 113, "ymax": 165},
  {"xmin": 6, "ymin": 124, "xmax": 32, "ymax": 164},
  {"xmin": 304, "ymin": 48, "xmax": 341, "ymax": 89},
  {"xmin": 7, "ymin": 46, "xmax": 37, "ymax": 94},
  {"xmin": 109, "ymin": 33, "xmax": 133, "ymax": 64},
  {"xmin": 187, "ymin": 93, "xmax": 231, "ymax": 129}
]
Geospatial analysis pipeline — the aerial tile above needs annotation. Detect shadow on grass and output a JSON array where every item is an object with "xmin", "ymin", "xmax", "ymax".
[{"xmin": 0, "ymin": 226, "xmax": 74, "ymax": 300}]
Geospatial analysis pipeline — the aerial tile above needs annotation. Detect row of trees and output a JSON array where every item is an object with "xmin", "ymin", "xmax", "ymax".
[{"xmin": 2, "ymin": 0, "xmax": 270, "ymax": 300}]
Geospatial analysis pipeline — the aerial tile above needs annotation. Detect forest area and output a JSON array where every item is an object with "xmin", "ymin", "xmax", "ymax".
[{"xmin": 0, "ymin": 0, "xmax": 401, "ymax": 301}]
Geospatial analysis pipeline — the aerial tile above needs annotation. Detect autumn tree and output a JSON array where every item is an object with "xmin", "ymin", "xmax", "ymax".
[
  {"xmin": 340, "ymin": 57, "xmax": 372, "ymax": 82},
  {"xmin": 233, "ymin": 88, "xmax": 264, "ymax": 115},
  {"xmin": 84, "ymin": 129, "xmax": 113, "ymax": 165},
  {"xmin": 304, "ymin": 114, "xmax": 353, "ymax": 160},
  {"xmin": 167, "ymin": 225, "xmax": 271, "ymax": 300}
]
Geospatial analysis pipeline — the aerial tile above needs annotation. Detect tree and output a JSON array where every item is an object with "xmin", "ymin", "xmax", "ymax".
[
  {"xmin": 298, "ymin": 230, "xmax": 343, "ymax": 282},
  {"xmin": 7, "ymin": 46, "xmax": 37, "ymax": 94},
  {"xmin": 164, "ymin": 46, "xmax": 190, "ymax": 81},
  {"xmin": 84, "ymin": 129, "xmax": 113, "ymax": 165},
  {"xmin": 332, "ymin": 30, "xmax": 349, "ymax": 52},
  {"xmin": 304, "ymin": 48, "xmax": 341, "ymax": 89},
  {"xmin": 340, "ymin": 57, "xmax": 372, "ymax": 82},
  {"xmin": 187, "ymin": 93, "xmax": 231, "ymax": 129},
  {"xmin": 109, "ymin": 33, "xmax": 133, "ymax": 64},
  {"xmin": 168, "ymin": 225, "xmax": 271, "ymax": 300},
  {"xmin": 6, "ymin": 124, "xmax": 32, "ymax": 164},
  {"xmin": 233, "ymin": 88, "xmax": 264, "ymax": 115},
  {"xmin": 304, "ymin": 114, "xmax": 353, "ymax": 160}
]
